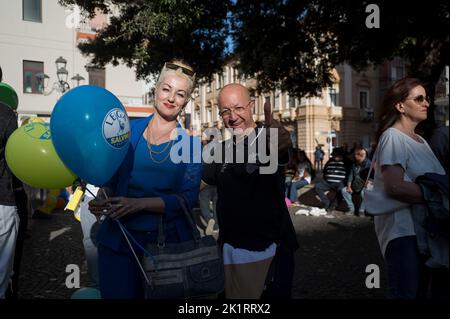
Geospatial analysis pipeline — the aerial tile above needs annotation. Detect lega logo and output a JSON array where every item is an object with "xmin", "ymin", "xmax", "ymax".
[
  {"xmin": 102, "ymin": 108, "xmax": 130, "ymax": 149},
  {"xmin": 24, "ymin": 122, "xmax": 51, "ymax": 140}
]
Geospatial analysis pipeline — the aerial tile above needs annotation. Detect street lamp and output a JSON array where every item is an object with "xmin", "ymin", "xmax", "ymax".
[
  {"xmin": 55, "ymin": 56, "xmax": 67, "ymax": 70},
  {"xmin": 36, "ymin": 56, "xmax": 85, "ymax": 96},
  {"xmin": 71, "ymin": 73, "xmax": 85, "ymax": 87}
]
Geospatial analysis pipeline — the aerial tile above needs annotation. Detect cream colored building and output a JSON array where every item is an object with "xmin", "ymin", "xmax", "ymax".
[
  {"xmin": 192, "ymin": 62, "xmax": 360, "ymax": 161},
  {"xmin": 0, "ymin": 0, "xmax": 152, "ymax": 122},
  {"xmin": 192, "ymin": 59, "xmax": 449, "ymax": 161}
]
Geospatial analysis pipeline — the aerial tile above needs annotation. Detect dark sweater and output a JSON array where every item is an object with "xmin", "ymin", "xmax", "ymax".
[
  {"xmin": 0, "ymin": 102, "xmax": 20, "ymax": 205},
  {"xmin": 202, "ymin": 128, "xmax": 299, "ymax": 252}
]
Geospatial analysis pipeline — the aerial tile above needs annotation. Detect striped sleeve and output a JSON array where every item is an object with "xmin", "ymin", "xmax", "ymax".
[{"xmin": 324, "ymin": 160, "xmax": 347, "ymax": 183}]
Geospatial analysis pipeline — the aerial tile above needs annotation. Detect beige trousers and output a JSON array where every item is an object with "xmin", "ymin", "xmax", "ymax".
[{"xmin": 224, "ymin": 256, "xmax": 273, "ymax": 299}]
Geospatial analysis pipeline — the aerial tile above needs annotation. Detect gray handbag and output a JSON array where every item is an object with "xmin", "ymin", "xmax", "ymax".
[{"xmin": 117, "ymin": 194, "xmax": 224, "ymax": 299}]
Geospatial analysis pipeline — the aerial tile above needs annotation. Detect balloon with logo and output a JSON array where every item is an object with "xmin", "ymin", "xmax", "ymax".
[
  {"xmin": 21, "ymin": 116, "xmax": 45, "ymax": 126},
  {"xmin": 50, "ymin": 85, "xmax": 130, "ymax": 186},
  {"xmin": 0, "ymin": 82, "xmax": 18, "ymax": 110},
  {"xmin": 5, "ymin": 122, "xmax": 77, "ymax": 188}
]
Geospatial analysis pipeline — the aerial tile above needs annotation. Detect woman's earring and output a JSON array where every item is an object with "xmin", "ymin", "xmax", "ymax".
[{"xmin": 178, "ymin": 107, "xmax": 185, "ymax": 118}]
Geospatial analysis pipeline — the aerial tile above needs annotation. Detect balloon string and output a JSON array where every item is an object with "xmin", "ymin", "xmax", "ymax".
[
  {"xmin": 87, "ymin": 186, "xmax": 108, "ymax": 222},
  {"xmin": 100, "ymin": 188, "xmax": 109, "ymax": 199},
  {"xmin": 85, "ymin": 187, "xmax": 97, "ymax": 198},
  {"xmin": 83, "ymin": 184, "xmax": 108, "ymax": 200}
]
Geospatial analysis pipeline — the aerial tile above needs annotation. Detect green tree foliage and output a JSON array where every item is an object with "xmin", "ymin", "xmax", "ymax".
[
  {"xmin": 232, "ymin": 0, "xmax": 448, "ymax": 136},
  {"xmin": 59, "ymin": 0, "xmax": 450, "ymax": 96},
  {"xmin": 61, "ymin": 1, "xmax": 448, "ymax": 115},
  {"xmin": 321, "ymin": 0, "xmax": 449, "ymax": 137},
  {"xmin": 315, "ymin": 0, "xmax": 449, "ymax": 82},
  {"xmin": 59, "ymin": 0, "xmax": 230, "ymax": 81},
  {"xmin": 231, "ymin": 1, "xmax": 340, "ymax": 97},
  {"xmin": 232, "ymin": 0, "xmax": 449, "ymax": 96}
]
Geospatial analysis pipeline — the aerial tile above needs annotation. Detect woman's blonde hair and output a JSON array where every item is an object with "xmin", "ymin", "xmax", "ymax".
[{"xmin": 156, "ymin": 59, "xmax": 196, "ymax": 97}]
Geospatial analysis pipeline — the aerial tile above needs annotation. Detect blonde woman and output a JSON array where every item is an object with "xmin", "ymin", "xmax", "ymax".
[{"xmin": 89, "ymin": 60, "xmax": 202, "ymax": 298}]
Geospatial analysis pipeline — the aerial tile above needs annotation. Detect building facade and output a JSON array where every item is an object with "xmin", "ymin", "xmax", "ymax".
[
  {"xmin": 0, "ymin": 0, "xmax": 152, "ymax": 122},
  {"xmin": 192, "ymin": 60, "xmax": 449, "ymax": 161}
]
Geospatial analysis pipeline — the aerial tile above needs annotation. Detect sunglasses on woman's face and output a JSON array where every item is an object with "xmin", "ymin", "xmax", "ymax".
[
  {"xmin": 406, "ymin": 95, "xmax": 430, "ymax": 104},
  {"xmin": 164, "ymin": 62, "xmax": 195, "ymax": 77}
]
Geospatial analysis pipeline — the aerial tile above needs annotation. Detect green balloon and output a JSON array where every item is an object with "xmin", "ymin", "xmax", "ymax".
[
  {"xmin": 5, "ymin": 122, "xmax": 77, "ymax": 189},
  {"xmin": 0, "ymin": 82, "xmax": 19, "ymax": 110}
]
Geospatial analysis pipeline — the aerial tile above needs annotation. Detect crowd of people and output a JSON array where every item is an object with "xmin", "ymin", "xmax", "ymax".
[
  {"xmin": 286, "ymin": 142, "xmax": 372, "ymax": 215},
  {"xmin": 0, "ymin": 61, "xmax": 448, "ymax": 300}
]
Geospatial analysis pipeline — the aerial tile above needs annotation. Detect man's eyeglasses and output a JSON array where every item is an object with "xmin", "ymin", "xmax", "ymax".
[
  {"xmin": 163, "ymin": 62, "xmax": 196, "ymax": 78},
  {"xmin": 406, "ymin": 95, "xmax": 430, "ymax": 105},
  {"xmin": 219, "ymin": 100, "xmax": 253, "ymax": 118}
]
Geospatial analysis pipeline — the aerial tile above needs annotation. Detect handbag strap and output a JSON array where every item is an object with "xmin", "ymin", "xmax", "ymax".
[
  {"xmin": 156, "ymin": 194, "xmax": 201, "ymax": 246},
  {"xmin": 115, "ymin": 193, "xmax": 201, "ymax": 285},
  {"xmin": 99, "ymin": 188, "xmax": 152, "ymax": 285},
  {"xmin": 116, "ymin": 220, "xmax": 151, "ymax": 285},
  {"xmin": 364, "ymin": 140, "xmax": 411, "ymax": 186},
  {"xmin": 177, "ymin": 193, "xmax": 202, "ymax": 240},
  {"xmin": 365, "ymin": 146, "xmax": 379, "ymax": 185}
]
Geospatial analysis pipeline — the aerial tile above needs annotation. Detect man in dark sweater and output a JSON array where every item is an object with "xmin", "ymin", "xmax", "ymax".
[
  {"xmin": 202, "ymin": 84, "xmax": 298, "ymax": 299},
  {"xmin": 0, "ymin": 101, "xmax": 23, "ymax": 298},
  {"xmin": 341, "ymin": 146, "xmax": 372, "ymax": 216},
  {"xmin": 314, "ymin": 147, "xmax": 347, "ymax": 216}
]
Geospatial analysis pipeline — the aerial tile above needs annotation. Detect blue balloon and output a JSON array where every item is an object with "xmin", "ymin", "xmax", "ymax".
[
  {"xmin": 70, "ymin": 287, "xmax": 101, "ymax": 299},
  {"xmin": 51, "ymin": 85, "xmax": 130, "ymax": 186}
]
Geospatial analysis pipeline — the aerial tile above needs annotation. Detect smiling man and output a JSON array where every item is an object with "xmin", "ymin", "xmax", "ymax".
[
  {"xmin": 202, "ymin": 83, "xmax": 298, "ymax": 299},
  {"xmin": 217, "ymin": 84, "xmax": 254, "ymax": 132}
]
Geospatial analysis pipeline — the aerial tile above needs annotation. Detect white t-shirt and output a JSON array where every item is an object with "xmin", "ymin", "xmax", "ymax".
[
  {"xmin": 223, "ymin": 242, "xmax": 277, "ymax": 265},
  {"xmin": 374, "ymin": 128, "xmax": 445, "ymax": 256},
  {"xmin": 296, "ymin": 162, "xmax": 312, "ymax": 184}
]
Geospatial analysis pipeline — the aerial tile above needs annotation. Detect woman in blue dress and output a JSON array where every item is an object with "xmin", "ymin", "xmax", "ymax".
[{"xmin": 89, "ymin": 60, "xmax": 202, "ymax": 298}]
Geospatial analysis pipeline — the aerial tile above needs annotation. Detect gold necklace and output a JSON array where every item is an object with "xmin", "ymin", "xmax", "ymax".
[
  {"xmin": 146, "ymin": 117, "xmax": 175, "ymax": 163},
  {"xmin": 146, "ymin": 118, "xmax": 174, "ymax": 154},
  {"xmin": 147, "ymin": 129, "xmax": 173, "ymax": 154},
  {"xmin": 148, "ymin": 142, "xmax": 174, "ymax": 164}
]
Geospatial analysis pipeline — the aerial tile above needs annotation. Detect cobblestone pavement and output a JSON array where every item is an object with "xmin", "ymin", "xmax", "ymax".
[
  {"xmin": 290, "ymin": 210, "xmax": 386, "ymax": 299},
  {"xmin": 18, "ymin": 209, "xmax": 89, "ymax": 299},
  {"xmin": 17, "ymin": 206, "xmax": 387, "ymax": 299}
]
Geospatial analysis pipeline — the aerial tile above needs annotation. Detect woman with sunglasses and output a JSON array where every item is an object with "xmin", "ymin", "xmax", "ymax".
[
  {"xmin": 88, "ymin": 60, "xmax": 202, "ymax": 298},
  {"xmin": 373, "ymin": 77, "xmax": 446, "ymax": 299}
]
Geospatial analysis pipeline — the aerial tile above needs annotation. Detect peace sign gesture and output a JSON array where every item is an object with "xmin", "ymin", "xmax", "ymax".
[
  {"xmin": 264, "ymin": 98, "xmax": 274, "ymax": 127},
  {"xmin": 264, "ymin": 99, "xmax": 292, "ymax": 156}
]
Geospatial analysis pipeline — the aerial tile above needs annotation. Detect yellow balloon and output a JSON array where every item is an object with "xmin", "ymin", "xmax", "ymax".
[{"xmin": 5, "ymin": 122, "xmax": 77, "ymax": 189}]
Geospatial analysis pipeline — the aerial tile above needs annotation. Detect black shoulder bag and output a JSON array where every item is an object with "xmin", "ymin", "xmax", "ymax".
[{"xmin": 117, "ymin": 194, "xmax": 224, "ymax": 299}]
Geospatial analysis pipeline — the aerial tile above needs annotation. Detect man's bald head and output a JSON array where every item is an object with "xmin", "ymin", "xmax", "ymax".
[
  {"xmin": 218, "ymin": 83, "xmax": 251, "ymax": 105},
  {"xmin": 217, "ymin": 83, "xmax": 255, "ymax": 131}
]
